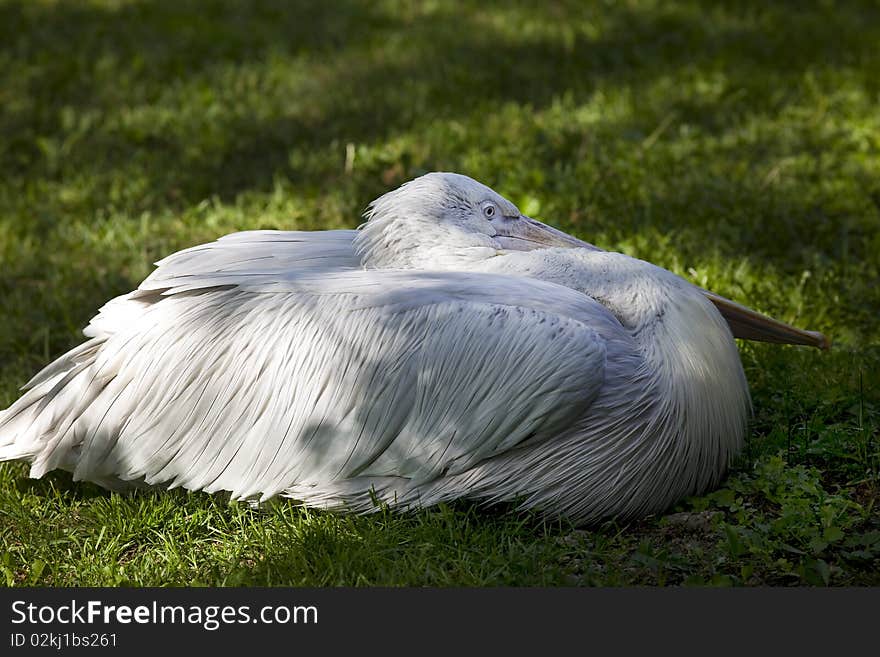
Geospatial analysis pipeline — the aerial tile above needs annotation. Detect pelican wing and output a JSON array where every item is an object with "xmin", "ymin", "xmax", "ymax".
[{"xmin": 1, "ymin": 267, "xmax": 610, "ymax": 504}]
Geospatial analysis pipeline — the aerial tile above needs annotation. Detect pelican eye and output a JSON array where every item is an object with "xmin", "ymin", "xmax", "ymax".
[{"xmin": 481, "ymin": 202, "xmax": 497, "ymax": 220}]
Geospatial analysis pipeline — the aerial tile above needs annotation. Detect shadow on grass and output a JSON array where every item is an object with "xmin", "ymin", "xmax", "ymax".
[
  {"xmin": 2, "ymin": 0, "xmax": 879, "ymax": 206},
  {"xmin": 11, "ymin": 467, "xmax": 112, "ymax": 500},
  {"xmin": 221, "ymin": 498, "xmax": 576, "ymax": 586}
]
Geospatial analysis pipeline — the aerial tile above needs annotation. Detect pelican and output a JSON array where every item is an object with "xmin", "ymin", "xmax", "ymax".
[{"xmin": 0, "ymin": 173, "xmax": 828, "ymax": 523}]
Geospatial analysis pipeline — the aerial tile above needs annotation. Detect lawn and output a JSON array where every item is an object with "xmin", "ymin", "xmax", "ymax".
[{"xmin": 0, "ymin": 0, "xmax": 878, "ymax": 586}]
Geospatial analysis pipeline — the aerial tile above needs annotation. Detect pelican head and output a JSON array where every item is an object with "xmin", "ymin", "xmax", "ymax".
[
  {"xmin": 354, "ymin": 172, "xmax": 593, "ymax": 270},
  {"xmin": 355, "ymin": 172, "xmax": 828, "ymax": 351}
]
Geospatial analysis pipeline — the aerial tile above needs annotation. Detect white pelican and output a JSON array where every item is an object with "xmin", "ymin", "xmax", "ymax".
[{"xmin": 0, "ymin": 173, "xmax": 828, "ymax": 523}]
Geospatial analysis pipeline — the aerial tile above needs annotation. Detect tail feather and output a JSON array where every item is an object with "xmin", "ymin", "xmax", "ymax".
[
  {"xmin": 1, "ymin": 288, "xmax": 162, "ymax": 476},
  {"xmin": 0, "ymin": 338, "xmax": 112, "ymax": 475},
  {"xmin": 21, "ymin": 338, "xmax": 103, "ymax": 391}
]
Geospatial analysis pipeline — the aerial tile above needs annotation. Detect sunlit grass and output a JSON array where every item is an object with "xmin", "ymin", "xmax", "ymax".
[{"xmin": 0, "ymin": 0, "xmax": 877, "ymax": 585}]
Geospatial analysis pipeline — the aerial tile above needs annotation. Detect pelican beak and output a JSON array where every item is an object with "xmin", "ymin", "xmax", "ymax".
[
  {"xmin": 702, "ymin": 290, "xmax": 830, "ymax": 350},
  {"xmin": 494, "ymin": 215, "xmax": 603, "ymax": 252}
]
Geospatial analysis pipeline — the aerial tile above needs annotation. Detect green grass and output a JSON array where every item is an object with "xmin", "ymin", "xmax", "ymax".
[{"xmin": 0, "ymin": 0, "xmax": 878, "ymax": 586}]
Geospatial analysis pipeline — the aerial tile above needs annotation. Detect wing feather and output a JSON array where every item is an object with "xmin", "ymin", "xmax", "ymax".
[
  {"xmin": 5, "ymin": 269, "xmax": 611, "ymax": 506},
  {"xmin": 140, "ymin": 229, "xmax": 360, "ymax": 295}
]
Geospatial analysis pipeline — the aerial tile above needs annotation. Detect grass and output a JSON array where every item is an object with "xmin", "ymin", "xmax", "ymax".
[{"xmin": 0, "ymin": 0, "xmax": 878, "ymax": 586}]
